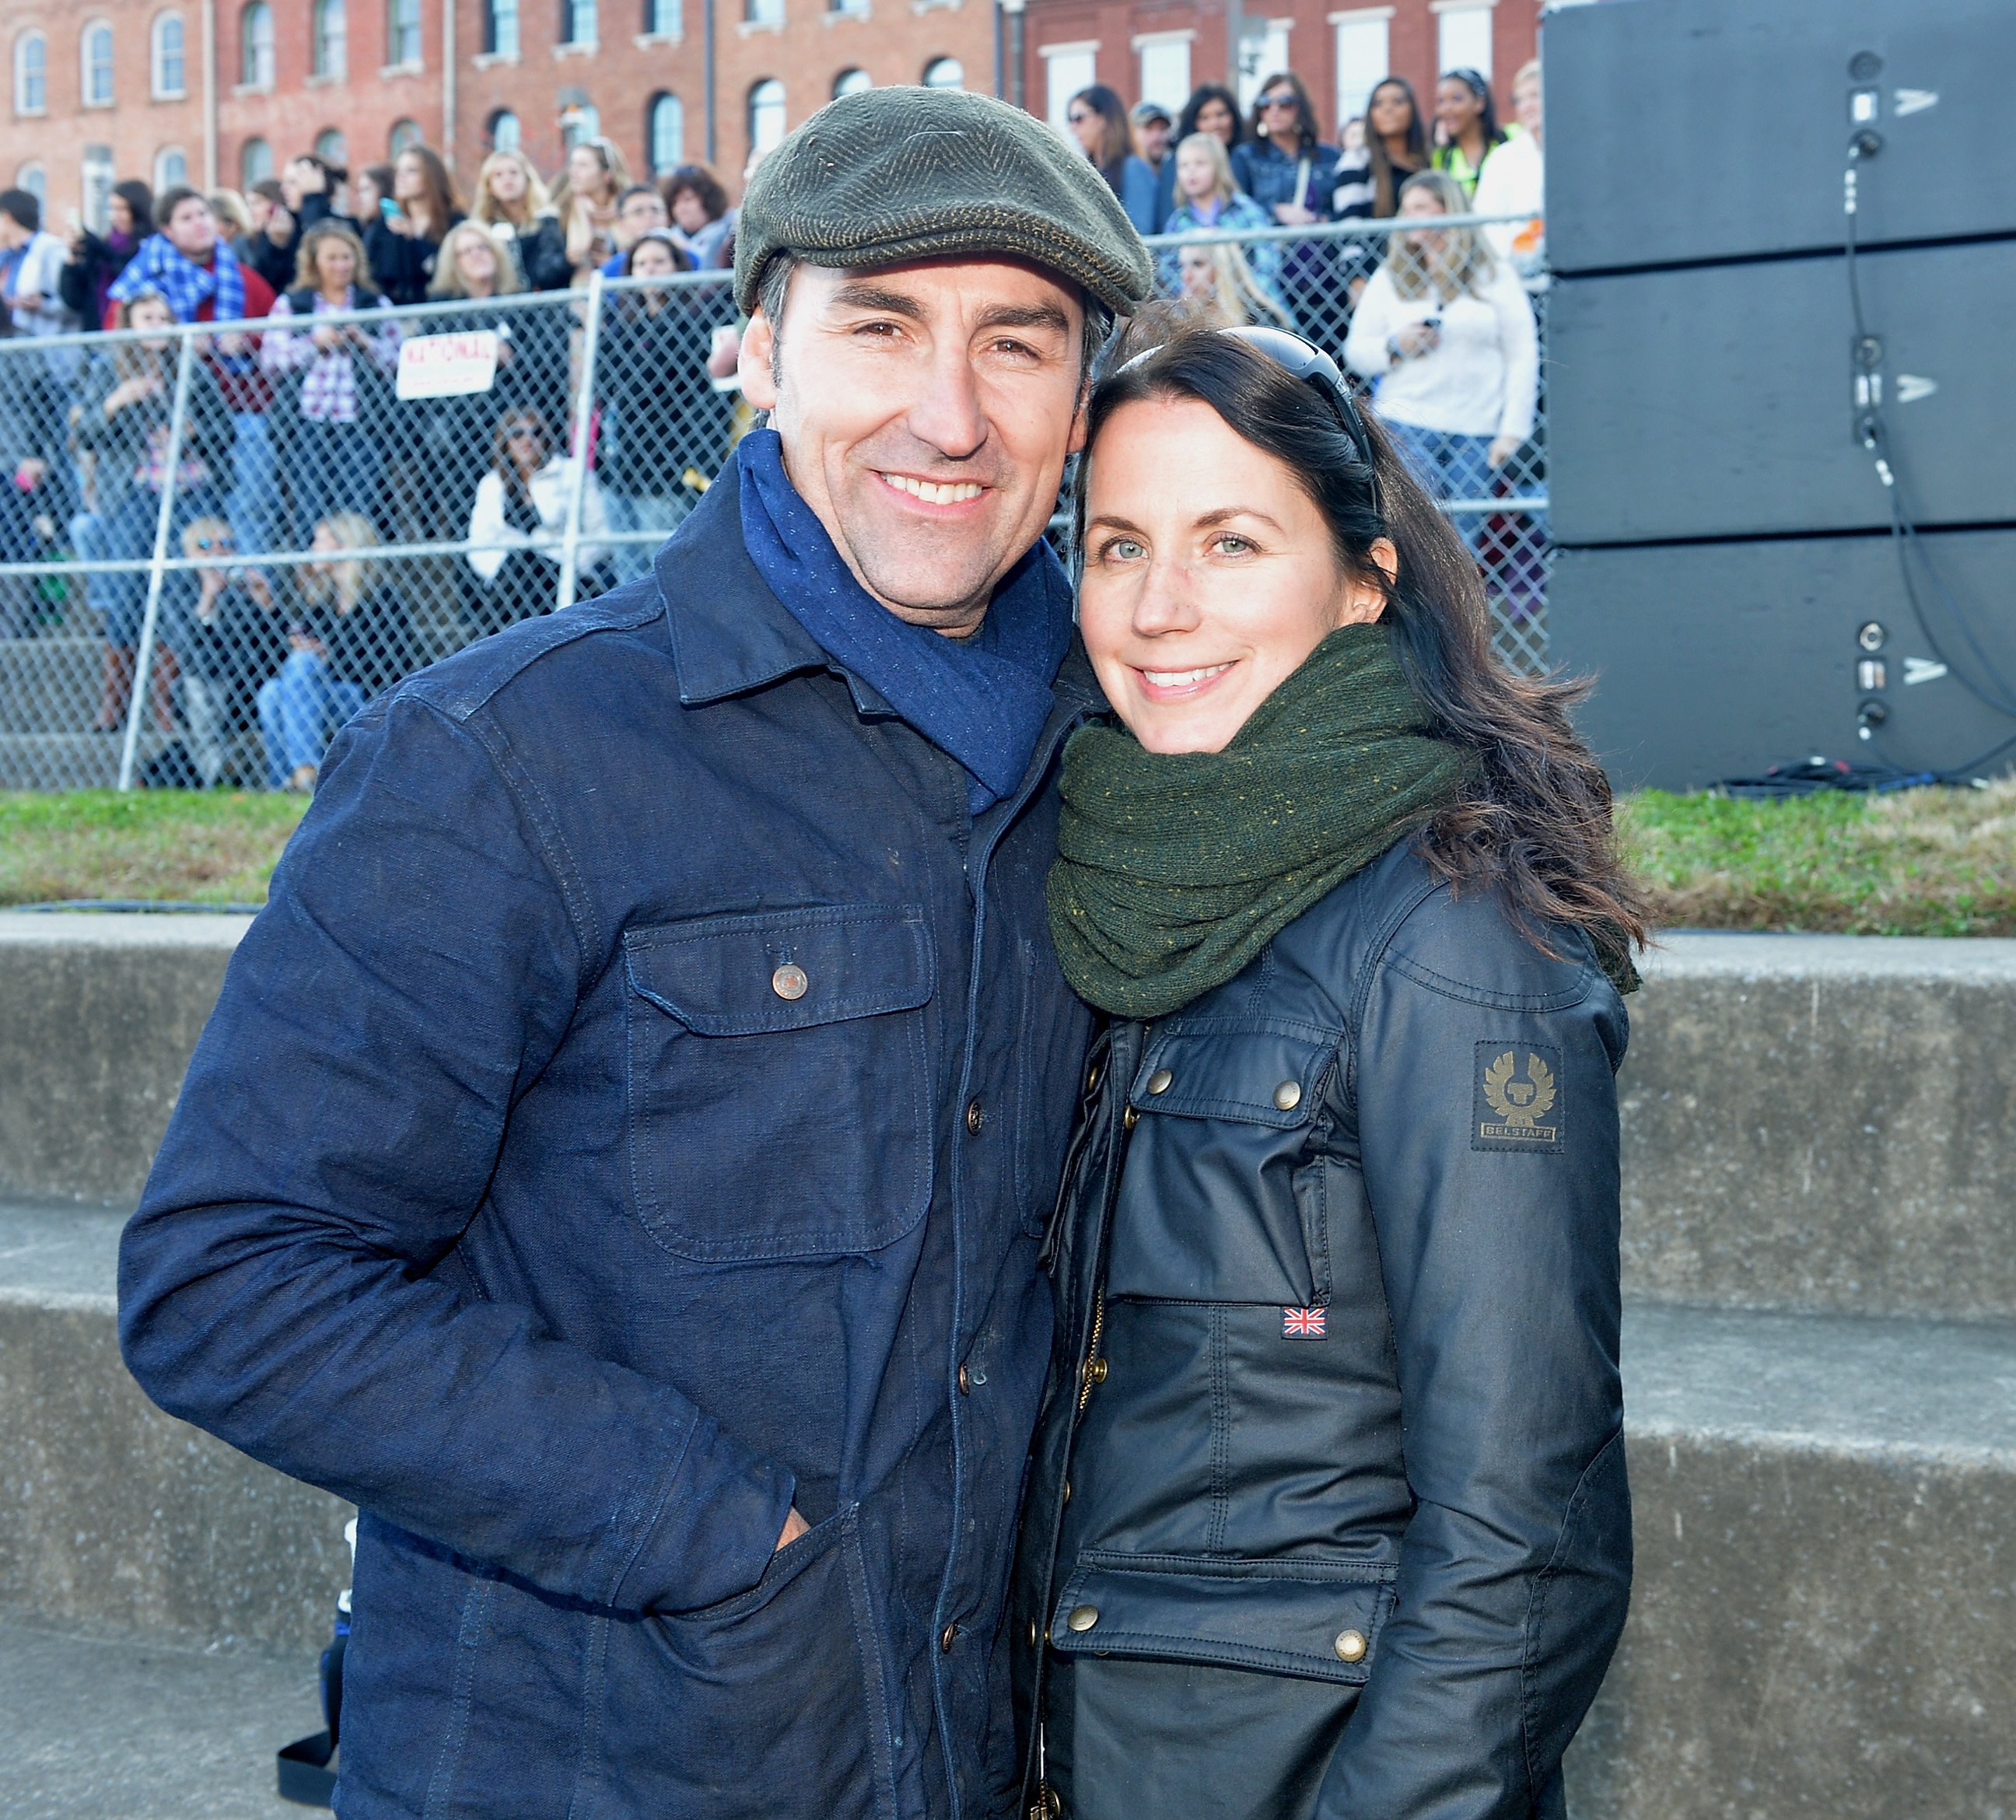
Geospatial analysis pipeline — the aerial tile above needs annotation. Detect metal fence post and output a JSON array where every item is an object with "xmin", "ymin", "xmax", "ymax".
[
  {"xmin": 117, "ymin": 331, "xmax": 198, "ymax": 792},
  {"xmin": 558, "ymin": 271, "xmax": 607, "ymax": 613}
]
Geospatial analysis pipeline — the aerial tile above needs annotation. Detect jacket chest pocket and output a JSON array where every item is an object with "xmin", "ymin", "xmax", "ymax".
[
  {"xmin": 623, "ymin": 904, "xmax": 936, "ymax": 1262},
  {"xmin": 1104, "ymin": 1021, "xmax": 1339, "ymax": 1309}
]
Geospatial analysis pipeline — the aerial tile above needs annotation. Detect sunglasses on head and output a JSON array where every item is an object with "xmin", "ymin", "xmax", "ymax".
[{"xmin": 1220, "ymin": 326, "xmax": 1382, "ymax": 518}]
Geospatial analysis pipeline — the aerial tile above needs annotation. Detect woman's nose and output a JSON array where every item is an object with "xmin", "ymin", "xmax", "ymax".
[{"xmin": 1132, "ymin": 560, "xmax": 1202, "ymax": 635}]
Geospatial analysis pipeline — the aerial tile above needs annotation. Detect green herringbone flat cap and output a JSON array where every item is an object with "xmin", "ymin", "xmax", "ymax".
[{"xmin": 734, "ymin": 86, "xmax": 1153, "ymax": 318}]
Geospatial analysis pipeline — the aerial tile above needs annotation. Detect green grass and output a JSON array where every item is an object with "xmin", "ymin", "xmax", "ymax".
[{"xmin": 3, "ymin": 784, "xmax": 2012, "ymax": 934}]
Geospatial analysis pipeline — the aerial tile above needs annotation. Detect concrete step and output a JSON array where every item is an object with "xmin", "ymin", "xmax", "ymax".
[
  {"xmin": 0, "ymin": 1608, "xmax": 321, "ymax": 1820},
  {"xmin": 0, "ymin": 1201, "xmax": 351, "ymax": 1656},
  {"xmin": 0, "ymin": 732, "xmax": 182, "ymax": 790},
  {"xmin": 1567, "ymin": 1300, "xmax": 2016, "ymax": 1818},
  {"xmin": 0, "ymin": 913, "xmax": 251, "ymax": 1206},
  {"xmin": 1622, "ymin": 934, "xmax": 2016, "ymax": 1321}
]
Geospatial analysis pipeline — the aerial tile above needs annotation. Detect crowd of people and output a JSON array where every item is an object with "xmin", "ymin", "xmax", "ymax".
[{"xmin": 0, "ymin": 60, "xmax": 1547, "ymax": 790}]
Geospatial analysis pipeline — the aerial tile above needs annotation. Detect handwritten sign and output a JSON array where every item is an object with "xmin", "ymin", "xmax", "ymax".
[{"xmin": 396, "ymin": 331, "xmax": 499, "ymax": 400}]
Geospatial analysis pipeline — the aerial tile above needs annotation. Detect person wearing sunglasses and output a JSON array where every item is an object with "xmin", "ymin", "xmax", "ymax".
[
  {"xmin": 1067, "ymin": 84, "xmax": 1162, "ymax": 236},
  {"xmin": 175, "ymin": 515, "xmax": 289, "ymax": 787},
  {"xmin": 1010, "ymin": 317, "xmax": 1642, "ymax": 1820},
  {"xmin": 464, "ymin": 408, "xmax": 614, "ymax": 633},
  {"xmin": 1237, "ymin": 73, "xmax": 1342, "ymax": 334}
]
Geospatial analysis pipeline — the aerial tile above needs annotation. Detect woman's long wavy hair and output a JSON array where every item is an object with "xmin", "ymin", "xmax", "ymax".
[
  {"xmin": 1386, "ymin": 170, "xmax": 1496, "ymax": 303},
  {"xmin": 1076, "ymin": 317, "xmax": 1647, "ymax": 978}
]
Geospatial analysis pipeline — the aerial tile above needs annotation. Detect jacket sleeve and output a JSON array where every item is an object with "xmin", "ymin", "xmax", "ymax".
[
  {"xmin": 466, "ymin": 471, "xmax": 519, "ymax": 581},
  {"xmin": 117, "ymin": 694, "xmax": 799, "ymax": 1617},
  {"xmin": 1316, "ymin": 890, "xmax": 1633, "ymax": 1820},
  {"xmin": 1342, "ymin": 268, "xmax": 1398, "ymax": 382}
]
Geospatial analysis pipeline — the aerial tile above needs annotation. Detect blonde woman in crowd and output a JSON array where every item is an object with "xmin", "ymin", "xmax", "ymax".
[
  {"xmin": 1175, "ymin": 243, "xmax": 1296, "ymax": 332},
  {"xmin": 1344, "ymin": 169, "xmax": 1535, "ymax": 548},
  {"xmin": 469, "ymin": 149, "xmax": 573, "ymax": 292},
  {"xmin": 550, "ymin": 138, "xmax": 632, "ymax": 281},
  {"xmin": 1159, "ymin": 131, "xmax": 1281, "ymax": 305}
]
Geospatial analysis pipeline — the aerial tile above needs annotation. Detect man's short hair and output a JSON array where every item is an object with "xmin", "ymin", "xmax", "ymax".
[
  {"xmin": 155, "ymin": 186, "xmax": 209, "ymax": 231},
  {"xmin": 618, "ymin": 184, "xmax": 661, "ymax": 209},
  {"xmin": 0, "ymin": 189, "xmax": 40, "ymax": 233}
]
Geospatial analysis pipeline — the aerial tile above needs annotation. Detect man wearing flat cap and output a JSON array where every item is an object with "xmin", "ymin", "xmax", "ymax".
[{"xmin": 120, "ymin": 87, "xmax": 1151, "ymax": 1820}]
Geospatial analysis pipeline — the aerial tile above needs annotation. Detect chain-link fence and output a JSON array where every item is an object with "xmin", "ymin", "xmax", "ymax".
[{"xmin": 0, "ymin": 215, "xmax": 1544, "ymax": 792}]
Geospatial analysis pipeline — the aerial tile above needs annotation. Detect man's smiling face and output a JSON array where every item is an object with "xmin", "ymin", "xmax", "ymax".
[{"xmin": 740, "ymin": 256, "xmax": 1090, "ymax": 636}]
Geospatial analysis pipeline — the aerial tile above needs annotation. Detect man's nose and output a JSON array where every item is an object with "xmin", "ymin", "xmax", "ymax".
[{"xmin": 905, "ymin": 345, "xmax": 988, "ymax": 462}]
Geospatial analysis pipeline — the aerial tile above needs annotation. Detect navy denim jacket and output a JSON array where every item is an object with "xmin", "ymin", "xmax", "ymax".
[{"xmin": 118, "ymin": 465, "xmax": 1103, "ymax": 1820}]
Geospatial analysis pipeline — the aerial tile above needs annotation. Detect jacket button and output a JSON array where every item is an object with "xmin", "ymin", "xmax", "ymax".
[
  {"xmin": 1027, "ymin": 1618, "xmax": 1039, "ymax": 1648},
  {"xmin": 1062, "ymin": 1479, "xmax": 1071, "ymax": 1505},
  {"xmin": 1086, "ymin": 1062, "xmax": 1102, "ymax": 1093},
  {"xmin": 770, "ymin": 963, "xmax": 808, "ymax": 1001},
  {"xmin": 1122, "ymin": 1107, "xmax": 1138, "ymax": 1132},
  {"xmin": 1066, "ymin": 1605, "xmax": 1100, "ymax": 1633},
  {"xmin": 966, "ymin": 1098, "xmax": 985, "ymax": 1135},
  {"xmin": 1273, "ymin": 1080, "xmax": 1302, "ymax": 1111},
  {"xmin": 1081, "ymin": 1356, "xmax": 1108, "ymax": 1386},
  {"xmin": 941, "ymin": 1622, "xmax": 959, "ymax": 1653},
  {"xmin": 1146, "ymin": 1067, "xmax": 1173, "ymax": 1095},
  {"xmin": 1030, "ymin": 1783, "xmax": 1062, "ymax": 1820},
  {"xmin": 957, "ymin": 1363, "xmax": 971, "ymax": 1395},
  {"xmin": 1334, "ymin": 1629, "xmax": 1367, "ymax": 1663}
]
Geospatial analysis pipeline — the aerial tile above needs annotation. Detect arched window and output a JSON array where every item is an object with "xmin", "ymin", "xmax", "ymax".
[
  {"xmin": 562, "ymin": 0, "xmax": 597, "ymax": 46},
  {"xmin": 14, "ymin": 31, "xmax": 47, "ymax": 114},
  {"xmin": 646, "ymin": 93, "xmax": 683, "ymax": 171},
  {"xmin": 240, "ymin": 2, "xmax": 275, "ymax": 85},
  {"xmin": 17, "ymin": 163, "xmax": 46, "ymax": 201},
  {"xmin": 83, "ymin": 144, "xmax": 114, "ymax": 227},
  {"xmin": 241, "ymin": 137, "xmax": 273, "ymax": 184},
  {"xmin": 643, "ymin": 0, "xmax": 680, "ymax": 34},
  {"xmin": 922, "ymin": 56, "xmax": 962, "ymax": 89},
  {"xmin": 560, "ymin": 102, "xmax": 600, "ymax": 147},
  {"xmin": 488, "ymin": 108, "xmax": 520, "ymax": 151},
  {"xmin": 314, "ymin": 128, "xmax": 348, "ymax": 164},
  {"xmin": 153, "ymin": 145, "xmax": 188, "ymax": 191},
  {"xmin": 311, "ymin": 0, "xmax": 346, "ymax": 78},
  {"xmin": 747, "ymin": 78, "xmax": 786, "ymax": 156},
  {"xmin": 746, "ymin": 0, "xmax": 783, "ymax": 26},
  {"xmin": 152, "ymin": 13, "xmax": 186, "ymax": 96},
  {"xmin": 388, "ymin": 0, "xmax": 421, "ymax": 65},
  {"xmin": 81, "ymin": 23, "xmax": 114, "ymax": 105},
  {"xmin": 832, "ymin": 68, "xmax": 870, "ymax": 99},
  {"xmin": 389, "ymin": 118, "xmax": 422, "ymax": 156},
  {"xmin": 485, "ymin": 0, "xmax": 519, "ymax": 54}
]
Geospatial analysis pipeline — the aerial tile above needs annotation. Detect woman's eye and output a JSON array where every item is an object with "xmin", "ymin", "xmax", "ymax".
[
  {"xmin": 1213, "ymin": 534, "xmax": 1255, "ymax": 556},
  {"xmin": 1101, "ymin": 537, "xmax": 1146, "ymax": 563}
]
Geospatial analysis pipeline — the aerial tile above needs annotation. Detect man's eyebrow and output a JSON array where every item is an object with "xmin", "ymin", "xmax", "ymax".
[
  {"xmin": 973, "ymin": 302, "xmax": 1073, "ymax": 338},
  {"xmin": 827, "ymin": 283, "xmax": 928, "ymax": 319}
]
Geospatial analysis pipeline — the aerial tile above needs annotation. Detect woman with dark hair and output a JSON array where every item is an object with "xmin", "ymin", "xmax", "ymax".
[
  {"xmin": 1332, "ymin": 75, "xmax": 1430, "ymax": 221},
  {"xmin": 1433, "ymin": 68, "xmax": 1507, "ymax": 198},
  {"xmin": 660, "ymin": 163, "xmax": 732, "ymax": 269},
  {"xmin": 372, "ymin": 144, "xmax": 467, "ymax": 305},
  {"xmin": 1067, "ymin": 85, "xmax": 1160, "ymax": 236},
  {"xmin": 1011, "ymin": 319, "xmax": 1641, "ymax": 1820},
  {"xmin": 241, "ymin": 179, "xmax": 299, "ymax": 292},
  {"xmin": 1237, "ymin": 73, "xmax": 1339, "ymax": 334},
  {"xmin": 1155, "ymin": 84, "xmax": 1248, "ymax": 231},
  {"xmin": 464, "ymin": 408, "xmax": 611, "ymax": 633},
  {"xmin": 59, "ymin": 180, "xmax": 156, "ymax": 328}
]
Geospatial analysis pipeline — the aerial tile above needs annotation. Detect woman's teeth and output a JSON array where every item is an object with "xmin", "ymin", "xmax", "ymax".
[
  {"xmin": 1143, "ymin": 664, "xmax": 1232, "ymax": 688},
  {"xmin": 883, "ymin": 474, "xmax": 984, "ymax": 505}
]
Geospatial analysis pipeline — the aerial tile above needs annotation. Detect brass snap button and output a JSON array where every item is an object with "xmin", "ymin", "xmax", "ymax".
[
  {"xmin": 1066, "ymin": 1605, "xmax": 1100, "ymax": 1633},
  {"xmin": 1081, "ymin": 1356, "xmax": 1108, "ymax": 1386},
  {"xmin": 1030, "ymin": 1783, "xmax": 1062, "ymax": 1820},
  {"xmin": 1027, "ymin": 1618, "xmax": 1039, "ymax": 1648},
  {"xmin": 957, "ymin": 1363, "xmax": 971, "ymax": 1395},
  {"xmin": 940, "ymin": 1622, "xmax": 960, "ymax": 1653},
  {"xmin": 1146, "ymin": 1067, "xmax": 1173, "ymax": 1095},
  {"xmin": 1334, "ymin": 1628, "xmax": 1367, "ymax": 1663},
  {"xmin": 1122, "ymin": 1106, "xmax": 1138, "ymax": 1132},
  {"xmin": 1273, "ymin": 1080, "xmax": 1302, "ymax": 1111},
  {"xmin": 965, "ymin": 1098, "xmax": 985, "ymax": 1136},
  {"xmin": 1086, "ymin": 1062, "xmax": 1102, "ymax": 1093},
  {"xmin": 770, "ymin": 963, "xmax": 808, "ymax": 1001}
]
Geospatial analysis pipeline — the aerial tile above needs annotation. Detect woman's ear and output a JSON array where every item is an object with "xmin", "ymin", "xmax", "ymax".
[
  {"xmin": 1369, "ymin": 536, "xmax": 1399, "ymax": 588},
  {"xmin": 1337, "ymin": 537, "xmax": 1398, "ymax": 626}
]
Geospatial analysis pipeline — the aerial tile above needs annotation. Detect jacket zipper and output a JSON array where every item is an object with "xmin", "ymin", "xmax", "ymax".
[{"xmin": 1076, "ymin": 1288, "xmax": 1106, "ymax": 1416}]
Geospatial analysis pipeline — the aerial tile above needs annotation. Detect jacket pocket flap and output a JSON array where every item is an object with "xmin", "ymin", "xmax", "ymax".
[
  {"xmin": 625, "ymin": 904, "xmax": 933, "ymax": 1035},
  {"xmin": 1048, "ymin": 1553, "xmax": 1394, "ymax": 1684},
  {"xmin": 1129, "ymin": 1022, "xmax": 1336, "ymax": 1129}
]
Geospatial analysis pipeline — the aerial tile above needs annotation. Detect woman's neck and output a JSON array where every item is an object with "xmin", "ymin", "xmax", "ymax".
[
  {"xmin": 1381, "ymin": 131, "xmax": 1413, "ymax": 166},
  {"xmin": 1457, "ymin": 124, "xmax": 1488, "ymax": 163},
  {"xmin": 1272, "ymin": 128, "xmax": 1302, "ymax": 158},
  {"xmin": 1192, "ymin": 193, "xmax": 1220, "ymax": 222}
]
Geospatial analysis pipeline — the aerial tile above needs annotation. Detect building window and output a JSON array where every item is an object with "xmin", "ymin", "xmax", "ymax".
[
  {"xmin": 1437, "ymin": 3, "xmax": 1493, "ymax": 82},
  {"xmin": 388, "ymin": 0, "xmax": 422, "ymax": 64},
  {"xmin": 1135, "ymin": 35, "xmax": 1188, "ymax": 112},
  {"xmin": 82, "ymin": 22, "xmax": 114, "ymax": 105},
  {"xmin": 829, "ymin": 0, "xmax": 867, "ymax": 15},
  {"xmin": 488, "ymin": 108, "xmax": 520, "ymax": 150},
  {"xmin": 241, "ymin": 136, "xmax": 273, "ymax": 184},
  {"xmin": 486, "ymin": 0, "xmax": 519, "ymax": 54},
  {"xmin": 647, "ymin": 92, "xmax": 683, "ymax": 171},
  {"xmin": 14, "ymin": 31, "xmax": 47, "ymax": 114},
  {"xmin": 746, "ymin": 0, "xmax": 783, "ymax": 26},
  {"xmin": 1332, "ymin": 9, "xmax": 1389, "ymax": 129},
  {"xmin": 311, "ymin": 0, "xmax": 346, "ymax": 78},
  {"xmin": 240, "ymin": 2, "xmax": 275, "ymax": 85},
  {"xmin": 83, "ymin": 144, "xmax": 114, "ymax": 227},
  {"xmin": 747, "ymin": 78, "xmax": 786, "ymax": 156},
  {"xmin": 1235, "ymin": 19, "xmax": 1290, "ymax": 111},
  {"xmin": 314, "ymin": 128, "xmax": 348, "ymax": 163},
  {"xmin": 17, "ymin": 162, "xmax": 47, "ymax": 201},
  {"xmin": 832, "ymin": 67, "xmax": 870, "ymax": 98},
  {"xmin": 560, "ymin": 102, "xmax": 599, "ymax": 147},
  {"xmin": 154, "ymin": 145, "xmax": 187, "ymax": 191},
  {"xmin": 1040, "ymin": 43, "xmax": 1095, "ymax": 134},
  {"xmin": 389, "ymin": 117, "xmax": 422, "ymax": 155},
  {"xmin": 644, "ymin": 0, "xmax": 680, "ymax": 33},
  {"xmin": 152, "ymin": 12, "xmax": 187, "ymax": 96},
  {"xmin": 922, "ymin": 56, "xmax": 962, "ymax": 89},
  {"xmin": 562, "ymin": 0, "xmax": 597, "ymax": 45}
]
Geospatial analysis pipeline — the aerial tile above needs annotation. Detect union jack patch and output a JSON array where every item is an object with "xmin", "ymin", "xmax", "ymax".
[{"xmin": 1282, "ymin": 1307, "xmax": 1328, "ymax": 1340}]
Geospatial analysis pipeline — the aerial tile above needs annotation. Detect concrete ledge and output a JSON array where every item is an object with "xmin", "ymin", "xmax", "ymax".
[
  {"xmin": 1566, "ymin": 1301, "xmax": 2016, "ymax": 1819},
  {"xmin": 0, "ymin": 913, "xmax": 253, "ymax": 1205},
  {"xmin": 1622, "ymin": 934, "xmax": 2016, "ymax": 1321}
]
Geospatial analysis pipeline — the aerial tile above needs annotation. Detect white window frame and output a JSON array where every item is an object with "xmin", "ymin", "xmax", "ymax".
[
  {"xmin": 17, "ymin": 161, "xmax": 47, "ymax": 201},
  {"xmin": 1432, "ymin": 0, "xmax": 1495, "ymax": 83},
  {"xmin": 747, "ymin": 76, "xmax": 786, "ymax": 154},
  {"xmin": 152, "ymin": 12, "xmax": 187, "ymax": 98},
  {"xmin": 240, "ymin": 135, "xmax": 273, "ymax": 185},
  {"xmin": 1132, "ymin": 30, "xmax": 1192, "ymax": 117},
  {"xmin": 387, "ymin": 0, "xmax": 422, "ymax": 67},
  {"xmin": 310, "ymin": 0, "xmax": 346, "ymax": 79},
  {"xmin": 81, "ymin": 20, "xmax": 115, "ymax": 107},
  {"xmin": 82, "ymin": 144, "xmax": 115, "ymax": 228},
  {"xmin": 488, "ymin": 110, "xmax": 520, "ymax": 150},
  {"xmin": 1038, "ymin": 40, "xmax": 1097, "ymax": 135},
  {"xmin": 487, "ymin": 0, "xmax": 520, "ymax": 57},
  {"xmin": 153, "ymin": 145, "xmax": 188, "ymax": 191},
  {"xmin": 647, "ymin": 91, "xmax": 683, "ymax": 170},
  {"xmin": 240, "ymin": 2, "xmax": 276, "ymax": 86},
  {"xmin": 1236, "ymin": 19, "xmax": 1292, "ymax": 112},
  {"xmin": 922, "ymin": 55, "xmax": 962, "ymax": 89},
  {"xmin": 562, "ymin": 0, "xmax": 598, "ymax": 47},
  {"xmin": 1328, "ymin": 7, "xmax": 1391, "ymax": 129},
  {"xmin": 13, "ymin": 32, "xmax": 47, "ymax": 116},
  {"xmin": 832, "ymin": 66, "xmax": 870, "ymax": 97}
]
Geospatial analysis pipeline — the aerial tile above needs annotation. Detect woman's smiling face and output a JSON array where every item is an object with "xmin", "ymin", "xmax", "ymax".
[{"xmin": 1079, "ymin": 394, "xmax": 1391, "ymax": 754}]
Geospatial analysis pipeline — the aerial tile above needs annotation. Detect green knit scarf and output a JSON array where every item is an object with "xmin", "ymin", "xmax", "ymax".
[{"xmin": 1048, "ymin": 622, "xmax": 1473, "ymax": 1019}]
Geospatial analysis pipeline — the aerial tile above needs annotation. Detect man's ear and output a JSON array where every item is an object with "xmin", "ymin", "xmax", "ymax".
[{"xmin": 739, "ymin": 311, "xmax": 778, "ymax": 411}]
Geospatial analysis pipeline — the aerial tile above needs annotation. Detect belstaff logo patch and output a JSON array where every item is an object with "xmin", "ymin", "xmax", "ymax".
[{"xmin": 1473, "ymin": 1042, "xmax": 1563, "ymax": 1152}]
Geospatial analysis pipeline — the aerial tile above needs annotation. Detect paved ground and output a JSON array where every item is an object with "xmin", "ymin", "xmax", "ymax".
[{"xmin": 0, "ymin": 1610, "xmax": 326, "ymax": 1818}]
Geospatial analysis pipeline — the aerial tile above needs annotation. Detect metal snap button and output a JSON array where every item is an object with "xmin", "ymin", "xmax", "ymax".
[
  {"xmin": 1122, "ymin": 1107, "xmax": 1138, "ymax": 1132},
  {"xmin": 1274, "ymin": 1080, "xmax": 1303, "ymax": 1111},
  {"xmin": 957, "ymin": 1364, "xmax": 971, "ymax": 1395},
  {"xmin": 965, "ymin": 1098, "xmax": 985, "ymax": 1136},
  {"xmin": 940, "ymin": 1622, "xmax": 959, "ymax": 1653},
  {"xmin": 1086, "ymin": 1062, "xmax": 1102, "ymax": 1093},
  {"xmin": 770, "ymin": 963, "xmax": 808, "ymax": 1001},
  {"xmin": 1334, "ymin": 1628, "xmax": 1367, "ymax": 1663},
  {"xmin": 1066, "ymin": 1605, "xmax": 1100, "ymax": 1633},
  {"xmin": 1146, "ymin": 1067, "xmax": 1173, "ymax": 1094}
]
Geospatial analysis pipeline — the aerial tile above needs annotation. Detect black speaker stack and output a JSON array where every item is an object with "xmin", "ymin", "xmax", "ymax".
[{"xmin": 1544, "ymin": 0, "xmax": 2016, "ymax": 789}]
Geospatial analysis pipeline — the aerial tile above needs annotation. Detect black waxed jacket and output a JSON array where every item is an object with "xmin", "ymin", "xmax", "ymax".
[{"xmin": 1011, "ymin": 838, "xmax": 1633, "ymax": 1820}]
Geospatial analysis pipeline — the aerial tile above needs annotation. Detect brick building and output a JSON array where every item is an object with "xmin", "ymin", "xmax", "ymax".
[
  {"xmin": 1012, "ymin": 0, "xmax": 1542, "ymax": 143},
  {"xmin": 1, "ymin": 0, "xmax": 998, "ymax": 231}
]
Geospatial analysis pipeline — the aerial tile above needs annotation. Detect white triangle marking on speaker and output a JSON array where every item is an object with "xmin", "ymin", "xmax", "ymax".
[
  {"xmin": 1904, "ymin": 659, "xmax": 1948, "ymax": 686},
  {"xmin": 1893, "ymin": 89, "xmax": 1940, "ymax": 117},
  {"xmin": 1895, "ymin": 374, "xmax": 1938, "ymax": 404}
]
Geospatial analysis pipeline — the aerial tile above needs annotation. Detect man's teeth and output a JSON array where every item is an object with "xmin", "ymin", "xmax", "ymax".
[
  {"xmin": 1143, "ymin": 664, "xmax": 1232, "ymax": 688},
  {"xmin": 884, "ymin": 474, "xmax": 984, "ymax": 505}
]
